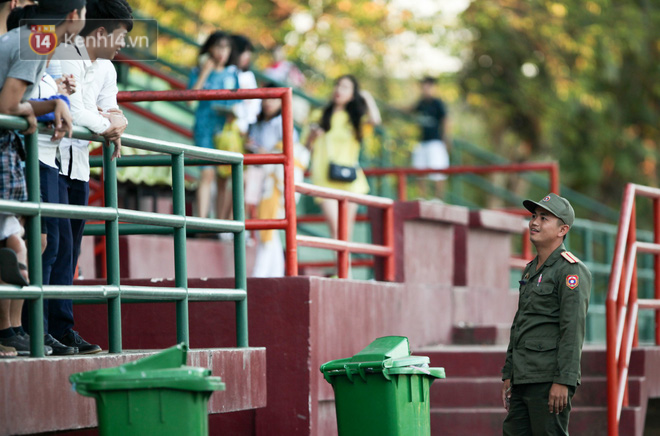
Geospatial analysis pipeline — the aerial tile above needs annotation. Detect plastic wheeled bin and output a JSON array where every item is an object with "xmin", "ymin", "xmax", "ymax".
[
  {"xmin": 70, "ymin": 343, "xmax": 224, "ymax": 436},
  {"xmin": 320, "ymin": 336, "xmax": 445, "ymax": 436}
]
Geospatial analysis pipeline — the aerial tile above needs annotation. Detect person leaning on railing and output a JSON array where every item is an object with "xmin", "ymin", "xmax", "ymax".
[
  {"xmin": 0, "ymin": 0, "xmax": 83, "ymax": 356},
  {"xmin": 304, "ymin": 75, "xmax": 381, "ymax": 243},
  {"xmin": 43, "ymin": 0, "xmax": 132, "ymax": 355},
  {"xmin": 6, "ymin": 0, "xmax": 80, "ymax": 356}
]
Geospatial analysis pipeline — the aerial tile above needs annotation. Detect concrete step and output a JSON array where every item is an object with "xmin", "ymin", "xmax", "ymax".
[
  {"xmin": 418, "ymin": 345, "xmax": 610, "ymax": 378},
  {"xmin": 433, "ymin": 376, "xmax": 646, "ymax": 411},
  {"xmin": 430, "ymin": 406, "xmax": 641, "ymax": 436},
  {"xmin": 430, "ymin": 376, "xmax": 645, "ymax": 409},
  {"xmin": 418, "ymin": 345, "xmax": 508, "ymax": 378},
  {"xmin": 451, "ymin": 324, "xmax": 511, "ymax": 345}
]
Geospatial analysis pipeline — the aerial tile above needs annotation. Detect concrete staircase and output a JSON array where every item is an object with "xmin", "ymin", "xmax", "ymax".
[{"xmin": 417, "ymin": 345, "xmax": 660, "ymax": 436}]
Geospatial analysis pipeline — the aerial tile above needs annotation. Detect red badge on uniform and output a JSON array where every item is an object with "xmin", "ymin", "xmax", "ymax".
[{"xmin": 566, "ymin": 275, "xmax": 579, "ymax": 289}]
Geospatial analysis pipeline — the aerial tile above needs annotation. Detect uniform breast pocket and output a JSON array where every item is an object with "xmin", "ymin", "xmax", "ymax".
[{"xmin": 529, "ymin": 283, "xmax": 558, "ymax": 314}]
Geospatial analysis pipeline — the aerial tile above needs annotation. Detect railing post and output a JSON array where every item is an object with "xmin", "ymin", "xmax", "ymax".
[
  {"xmin": 522, "ymin": 228, "xmax": 532, "ymax": 260},
  {"xmin": 655, "ymin": 199, "xmax": 660, "ymax": 345},
  {"xmin": 172, "ymin": 152, "xmax": 188, "ymax": 346},
  {"xmin": 606, "ymin": 294, "xmax": 619, "ymax": 436},
  {"xmin": 281, "ymin": 88, "xmax": 298, "ymax": 276},
  {"xmin": 550, "ymin": 162, "xmax": 560, "ymax": 194},
  {"xmin": 25, "ymin": 133, "xmax": 44, "ymax": 357},
  {"xmin": 630, "ymin": 204, "xmax": 639, "ymax": 348},
  {"xmin": 383, "ymin": 205, "xmax": 395, "ymax": 281},
  {"xmin": 103, "ymin": 141, "xmax": 121, "ymax": 353},
  {"xmin": 397, "ymin": 172, "xmax": 407, "ymax": 201},
  {"xmin": 337, "ymin": 199, "xmax": 349, "ymax": 278},
  {"xmin": 232, "ymin": 162, "xmax": 248, "ymax": 347}
]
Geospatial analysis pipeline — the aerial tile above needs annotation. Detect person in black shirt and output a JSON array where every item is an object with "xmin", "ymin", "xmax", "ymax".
[{"xmin": 411, "ymin": 76, "xmax": 451, "ymax": 199}]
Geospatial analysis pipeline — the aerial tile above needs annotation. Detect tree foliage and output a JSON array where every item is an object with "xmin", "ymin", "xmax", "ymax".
[
  {"xmin": 456, "ymin": 0, "xmax": 660, "ymax": 203},
  {"xmin": 131, "ymin": 0, "xmax": 440, "ymax": 99}
]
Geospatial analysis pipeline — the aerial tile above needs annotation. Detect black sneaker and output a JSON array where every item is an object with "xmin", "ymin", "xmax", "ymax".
[
  {"xmin": 0, "ymin": 333, "xmax": 52, "ymax": 356},
  {"xmin": 57, "ymin": 330, "xmax": 102, "ymax": 354},
  {"xmin": 44, "ymin": 334, "xmax": 77, "ymax": 355}
]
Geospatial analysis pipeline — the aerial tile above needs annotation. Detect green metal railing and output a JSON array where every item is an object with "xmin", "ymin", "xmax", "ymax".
[{"xmin": 0, "ymin": 114, "xmax": 248, "ymax": 357}]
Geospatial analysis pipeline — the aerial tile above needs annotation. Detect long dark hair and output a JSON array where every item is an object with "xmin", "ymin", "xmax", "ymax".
[
  {"xmin": 229, "ymin": 34, "xmax": 254, "ymax": 70},
  {"xmin": 199, "ymin": 31, "xmax": 232, "ymax": 66},
  {"xmin": 320, "ymin": 75, "xmax": 367, "ymax": 141}
]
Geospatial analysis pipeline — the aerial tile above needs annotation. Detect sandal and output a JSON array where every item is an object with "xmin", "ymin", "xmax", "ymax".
[
  {"xmin": 0, "ymin": 343, "xmax": 17, "ymax": 358},
  {"xmin": 0, "ymin": 248, "xmax": 29, "ymax": 287}
]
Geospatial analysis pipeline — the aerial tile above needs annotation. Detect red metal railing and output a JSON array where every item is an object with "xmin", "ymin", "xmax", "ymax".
[
  {"xmin": 606, "ymin": 183, "xmax": 660, "ymax": 436},
  {"xmin": 115, "ymin": 88, "xmax": 299, "ymax": 276},
  {"xmin": 363, "ymin": 162, "xmax": 560, "ymax": 201},
  {"xmin": 295, "ymin": 182, "xmax": 395, "ymax": 281},
  {"xmin": 362, "ymin": 163, "xmax": 559, "ymax": 268},
  {"xmin": 115, "ymin": 53, "xmax": 187, "ymax": 90}
]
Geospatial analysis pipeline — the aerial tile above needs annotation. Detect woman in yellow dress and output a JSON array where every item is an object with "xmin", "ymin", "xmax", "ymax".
[{"xmin": 305, "ymin": 75, "xmax": 381, "ymax": 241}]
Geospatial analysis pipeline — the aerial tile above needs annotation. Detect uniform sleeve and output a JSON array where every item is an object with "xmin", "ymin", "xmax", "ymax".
[
  {"xmin": 554, "ymin": 262, "xmax": 591, "ymax": 386},
  {"xmin": 502, "ymin": 310, "xmax": 517, "ymax": 380}
]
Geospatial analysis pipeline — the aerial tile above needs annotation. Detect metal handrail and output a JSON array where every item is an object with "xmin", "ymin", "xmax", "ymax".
[
  {"xmin": 363, "ymin": 161, "xmax": 560, "ymax": 201},
  {"xmin": 0, "ymin": 111, "xmax": 248, "ymax": 357},
  {"xmin": 115, "ymin": 88, "xmax": 300, "ymax": 276},
  {"xmin": 294, "ymin": 182, "xmax": 395, "ymax": 281},
  {"xmin": 606, "ymin": 183, "xmax": 660, "ymax": 435}
]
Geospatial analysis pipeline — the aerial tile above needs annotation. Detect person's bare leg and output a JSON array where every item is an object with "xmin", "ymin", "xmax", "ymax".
[
  {"xmin": 417, "ymin": 178, "xmax": 428, "ymax": 200},
  {"xmin": 433, "ymin": 180, "xmax": 445, "ymax": 200},
  {"xmin": 196, "ymin": 168, "xmax": 215, "ymax": 218},
  {"xmin": 345, "ymin": 202, "xmax": 359, "ymax": 241},
  {"xmin": 217, "ymin": 176, "xmax": 233, "ymax": 220},
  {"xmin": 320, "ymin": 199, "xmax": 338, "ymax": 239}
]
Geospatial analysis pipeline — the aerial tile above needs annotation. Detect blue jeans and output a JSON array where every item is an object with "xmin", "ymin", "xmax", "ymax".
[
  {"xmin": 44, "ymin": 175, "xmax": 88, "ymax": 338},
  {"xmin": 40, "ymin": 162, "xmax": 61, "ymax": 285}
]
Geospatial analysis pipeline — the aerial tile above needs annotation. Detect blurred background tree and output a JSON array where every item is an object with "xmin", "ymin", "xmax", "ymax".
[
  {"xmin": 455, "ymin": 0, "xmax": 660, "ymax": 203},
  {"xmin": 127, "ymin": 0, "xmax": 659, "ymax": 209}
]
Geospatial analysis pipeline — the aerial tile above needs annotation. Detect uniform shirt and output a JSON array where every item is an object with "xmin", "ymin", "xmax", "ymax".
[
  {"xmin": 57, "ymin": 41, "xmax": 119, "ymax": 182},
  {"xmin": 502, "ymin": 244, "xmax": 591, "ymax": 387},
  {"xmin": 415, "ymin": 97, "xmax": 446, "ymax": 142}
]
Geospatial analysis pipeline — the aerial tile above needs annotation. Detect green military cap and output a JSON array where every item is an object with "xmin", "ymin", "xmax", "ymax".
[{"xmin": 523, "ymin": 193, "xmax": 575, "ymax": 226}]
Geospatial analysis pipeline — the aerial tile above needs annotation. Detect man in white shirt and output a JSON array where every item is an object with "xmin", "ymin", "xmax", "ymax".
[{"xmin": 48, "ymin": 0, "xmax": 132, "ymax": 354}]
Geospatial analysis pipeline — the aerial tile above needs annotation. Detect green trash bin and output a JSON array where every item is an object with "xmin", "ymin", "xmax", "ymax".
[
  {"xmin": 320, "ymin": 336, "xmax": 445, "ymax": 436},
  {"xmin": 70, "ymin": 343, "xmax": 225, "ymax": 436}
]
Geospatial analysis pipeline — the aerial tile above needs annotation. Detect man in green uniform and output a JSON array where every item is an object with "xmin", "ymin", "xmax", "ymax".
[{"xmin": 501, "ymin": 193, "xmax": 591, "ymax": 435}]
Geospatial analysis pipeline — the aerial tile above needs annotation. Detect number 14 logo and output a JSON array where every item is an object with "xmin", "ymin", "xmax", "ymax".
[{"xmin": 29, "ymin": 25, "xmax": 57, "ymax": 55}]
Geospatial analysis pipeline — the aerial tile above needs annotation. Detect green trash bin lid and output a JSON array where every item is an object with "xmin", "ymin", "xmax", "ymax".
[
  {"xmin": 320, "ymin": 336, "xmax": 445, "ymax": 383},
  {"xmin": 349, "ymin": 336, "xmax": 410, "ymax": 362},
  {"xmin": 70, "ymin": 344, "xmax": 225, "ymax": 397}
]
